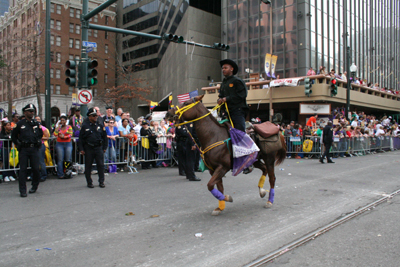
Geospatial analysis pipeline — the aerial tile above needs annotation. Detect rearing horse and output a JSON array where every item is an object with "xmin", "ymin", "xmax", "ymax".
[{"xmin": 165, "ymin": 95, "xmax": 286, "ymax": 215}]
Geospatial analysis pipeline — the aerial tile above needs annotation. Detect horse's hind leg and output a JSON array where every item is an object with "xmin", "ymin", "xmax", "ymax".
[
  {"xmin": 253, "ymin": 159, "xmax": 268, "ymax": 198},
  {"xmin": 207, "ymin": 167, "xmax": 232, "ymax": 216},
  {"xmin": 264, "ymin": 153, "xmax": 276, "ymax": 208}
]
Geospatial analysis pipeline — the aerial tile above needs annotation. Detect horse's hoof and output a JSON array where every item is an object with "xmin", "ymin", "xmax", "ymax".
[
  {"xmin": 264, "ymin": 201, "xmax": 273, "ymax": 209},
  {"xmin": 211, "ymin": 208, "xmax": 222, "ymax": 216},
  {"xmin": 225, "ymin": 195, "xmax": 233, "ymax": 202},
  {"xmin": 259, "ymin": 188, "xmax": 267, "ymax": 198}
]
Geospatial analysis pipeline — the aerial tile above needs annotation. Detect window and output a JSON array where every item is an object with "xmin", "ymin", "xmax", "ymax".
[
  {"xmin": 75, "ymin": 25, "xmax": 80, "ymax": 34},
  {"xmin": 69, "ymin": 23, "xmax": 74, "ymax": 33},
  {"xmin": 94, "ymin": 89, "xmax": 98, "ymax": 96},
  {"xmin": 75, "ymin": 39, "xmax": 80, "ymax": 49},
  {"xmin": 88, "ymin": 29, "xmax": 92, "ymax": 36},
  {"xmin": 69, "ymin": 87, "xmax": 73, "ymax": 95},
  {"xmin": 105, "ymin": 31, "xmax": 108, "ymax": 39},
  {"xmin": 50, "ymin": 19, "xmax": 54, "ymax": 29},
  {"xmin": 56, "ymin": 5, "xmax": 61, "ymax": 14},
  {"xmin": 76, "ymin": 9, "xmax": 80, "ymax": 19},
  {"xmin": 94, "ymin": 30, "xmax": 98, "ymax": 37},
  {"xmin": 56, "ymin": 36, "xmax": 61, "ymax": 46},
  {"xmin": 105, "ymin": 59, "xmax": 108, "ymax": 69},
  {"xmin": 50, "ymin": 35, "xmax": 54, "ymax": 45},
  {"xmin": 13, "ymin": 20, "xmax": 17, "ymax": 27},
  {"xmin": 56, "ymin": 69, "xmax": 61, "ymax": 79},
  {"xmin": 105, "ymin": 16, "xmax": 109, "ymax": 25},
  {"xmin": 21, "ymin": 13, "xmax": 25, "ymax": 23},
  {"xmin": 75, "ymin": 55, "xmax": 79, "ymax": 61},
  {"xmin": 94, "ymin": 15, "xmax": 98, "ymax": 23},
  {"xmin": 104, "ymin": 74, "xmax": 108, "ymax": 83},
  {"xmin": 70, "ymin": 7, "xmax": 74, "ymax": 17},
  {"xmin": 50, "ymin": 3, "xmax": 54, "ymax": 13},
  {"xmin": 55, "ymin": 85, "xmax": 60, "ymax": 94},
  {"xmin": 56, "ymin": 52, "xmax": 61, "ymax": 63},
  {"xmin": 69, "ymin": 54, "xmax": 74, "ymax": 60},
  {"xmin": 50, "ymin": 69, "xmax": 54, "ymax": 78},
  {"xmin": 50, "ymin": 85, "xmax": 54, "ymax": 93},
  {"xmin": 94, "ymin": 46, "xmax": 97, "ymax": 52},
  {"xmin": 105, "ymin": 44, "xmax": 108, "ymax": 54},
  {"xmin": 56, "ymin": 21, "xmax": 61, "ymax": 31}
]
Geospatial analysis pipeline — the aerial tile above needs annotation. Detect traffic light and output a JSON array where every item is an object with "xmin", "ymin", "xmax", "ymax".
[
  {"xmin": 163, "ymin": 33, "xmax": 184, "ymax": 43},
  {"xmin": 304, "ymin": 77, "xmax": 312, "ymax": 96},
  {"xmin": 330, "ymin": 77, "xmax": 338, "ymax": 96},
  {"xmin": 65, "ymin": 60, "xmax": 76, "ymax": 86},
  {"xmin": 87, "ymin": 59, "xmax": 98, "ymax": 87},
  {"xmin": 213, "ymin": 43, "xmax": 230, "ymax": 51}
]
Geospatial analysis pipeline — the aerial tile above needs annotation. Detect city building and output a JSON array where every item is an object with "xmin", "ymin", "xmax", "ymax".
[
  {"xmin": 0, "ymin": 0, "xmax": 116, "ymax": 121},
  {"xmin": 117, "ymin": 0, "xmax": 223, "ymax": 115},
  {"xmin": 201, "ymin": 0, "xmax": 400, "ymax": 123}
]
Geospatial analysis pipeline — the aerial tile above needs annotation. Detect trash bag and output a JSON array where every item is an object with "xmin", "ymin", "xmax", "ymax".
[{"xmin": 230, "ymin": 127, "xmax": 259, "ymax": 176}]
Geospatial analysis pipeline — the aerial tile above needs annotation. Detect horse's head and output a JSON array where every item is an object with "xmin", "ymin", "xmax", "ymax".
[{"xmin": 164, "ymin": 94, "xmax": 205, "ymax": 124}]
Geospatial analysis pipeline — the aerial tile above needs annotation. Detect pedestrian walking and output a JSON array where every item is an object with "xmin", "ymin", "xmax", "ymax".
[
  {"xmin": 320, "ymin": 121, "xmax": 335, "ymax": 164},
  {"xmin": 11, "ymin": 104, "xmax": 43, "ymax": 197},
  {"xmin": 78, "ymin": 108, "xmax": 108, "ymax": 188}
]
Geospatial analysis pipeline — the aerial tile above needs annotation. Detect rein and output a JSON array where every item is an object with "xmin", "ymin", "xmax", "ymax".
[{"xmin": 174, "ymin": 100, "xmax": 232, "ymax": 171}]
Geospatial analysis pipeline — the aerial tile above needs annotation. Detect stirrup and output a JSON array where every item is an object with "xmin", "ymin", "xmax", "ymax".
[{"xmin": 243, "ymin": 166, "xmax": 253, "ymax": 174}]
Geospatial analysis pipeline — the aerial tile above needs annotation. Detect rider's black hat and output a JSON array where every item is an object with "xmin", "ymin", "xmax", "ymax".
[{"xmin": 220, "ymin": 59, "xmax": 238, "ymax": 75}]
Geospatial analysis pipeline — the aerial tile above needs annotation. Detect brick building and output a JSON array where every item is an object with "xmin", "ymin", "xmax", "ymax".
[{"xmin": 0, "ymin": 0, "xmax": 116, "ymax": 121}]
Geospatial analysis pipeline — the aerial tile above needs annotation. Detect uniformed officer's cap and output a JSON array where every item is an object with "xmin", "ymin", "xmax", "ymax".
[
  {"xmin": 87, "ymin": 108, "xmax": 97, "ymax": 116},
  {"xmin": 220, "ymin": 59, "xmax": 238, "ymax": 75},
  {"xmin": 22, "ymin": 104, "xmax": 36, "ymax": 112}
]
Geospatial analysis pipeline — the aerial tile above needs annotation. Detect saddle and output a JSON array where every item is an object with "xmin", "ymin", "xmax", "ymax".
[{"xmin": 246, "ymin": 121, "xmax": 282, "ymax": 154}]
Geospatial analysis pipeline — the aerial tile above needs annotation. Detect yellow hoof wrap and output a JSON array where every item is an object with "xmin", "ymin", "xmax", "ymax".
[
  {"xmin": 258, "ymin": 175, "xmax": 267, "ymax": 188},
  {"xmin": 218, "ymin": 200, "xmax": 226, "ymax": 211}
]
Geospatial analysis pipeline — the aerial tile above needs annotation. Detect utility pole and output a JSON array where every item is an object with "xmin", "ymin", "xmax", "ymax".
[{"xmin": 44, "ymin": 0, "xmax": 51, "ymax": 128}]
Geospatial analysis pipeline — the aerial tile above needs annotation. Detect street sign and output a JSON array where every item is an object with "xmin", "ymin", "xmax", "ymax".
[
  {"xmin": 86, "ymin": 47, "xmax": 93, "ymax": 53},
  {"xmin": 82, "ymin": 41, "xmax": 97, "ymax": 48},
  {"xmin": 72, "ymin": 93, "xmax": 77, "ymax": 104},
  {"xmin": 78, "ymin": 89, "xmax": 93, "ymax": 104}
]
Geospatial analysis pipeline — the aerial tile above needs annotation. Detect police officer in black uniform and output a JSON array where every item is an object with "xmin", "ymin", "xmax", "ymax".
[
  {"xmin": 78, "ymin": 108, "xmax": 108, "ymax": 188},
  {"xmin": 11, "ymin": 104, "xmax": 43, "ymax": 197},
  {"xmin": 175, "ymin": 123, "xmax": 201, "ymax": 181},
  {"xmin": 320, "ymin": 121, "xmax": 335, "ymax": 164}
]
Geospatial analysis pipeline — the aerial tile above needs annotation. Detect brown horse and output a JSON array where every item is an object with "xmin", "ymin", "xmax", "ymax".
[{"xmin": 165, "ymin": 95, "xmax": 286, "ymax": 215}]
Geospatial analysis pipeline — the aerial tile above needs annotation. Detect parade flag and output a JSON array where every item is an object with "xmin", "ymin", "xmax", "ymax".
[
  {"xmin": 271, "ymin": 55, "xmax": 278, "ymax": 79},
  {"xmin": 150, "ymin": 101, "xmax": 158, "ymax": 110},
  {"xmin": 168, "ymin": 95, "xmax": 173, "ymax": 108},
  {"xmin": 265, "ymin": 53, "xmax": 272, "ymax": 77},
  {"xmin": 177, "ymin": 90, "xmax": 198, "ymax": 104}
]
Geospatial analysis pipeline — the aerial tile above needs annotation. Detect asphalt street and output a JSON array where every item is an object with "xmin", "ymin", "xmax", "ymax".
[{"xmin": 1, "ymin": 151, "xmax": 400, "ymax": 267}]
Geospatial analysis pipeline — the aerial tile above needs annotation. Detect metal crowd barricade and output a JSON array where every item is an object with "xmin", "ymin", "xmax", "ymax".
[{"xmin": 135, "ymin": 136, "xmax": 173, "ymax": 167}]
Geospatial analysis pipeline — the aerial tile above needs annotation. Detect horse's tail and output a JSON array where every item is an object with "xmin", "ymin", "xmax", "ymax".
[{"xmin": 275, "ymin": 134, "xmax": 286, "ymax": 166}]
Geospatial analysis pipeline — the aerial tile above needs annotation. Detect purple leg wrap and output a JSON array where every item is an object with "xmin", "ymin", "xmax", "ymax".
[
  {"xmin": 210, "ymin": 188, "xmax": 225, "ymax": 201},
  {"xmin": 268, "ymin": 188, "xmax": 275, "ymax": 203}
]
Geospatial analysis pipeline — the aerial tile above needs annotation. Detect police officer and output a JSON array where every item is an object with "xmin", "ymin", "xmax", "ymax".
[
  {"xmin": 175, "ymin": 123, "xmax": 200, "ymax": 181},
  {"xmin": 217, "ymin": 59, "xmax": 249, "ymax": 132},
  {"xmin": 320, "ymin": 121, "xmax": 335, "ymax": 164},
  {"xmin": 78, "ymin": 108, "xmax": 108, "ymax": 188},
  {"xmin": 11, "ymin": 104, "xmax": 43, "ymax": 197}
]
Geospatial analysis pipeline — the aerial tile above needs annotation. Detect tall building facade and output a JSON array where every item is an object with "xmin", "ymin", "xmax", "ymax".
[
  {"xmin": 0, "ymin": 0, "xmax": 116, "ymax": 119},
  {"xmin": 222, "ymin": 0, "xmax": 400, "ymax": 91},
  {"xmin": 117, "ymin": 0, "xmax": 222, "ymax": 115}
]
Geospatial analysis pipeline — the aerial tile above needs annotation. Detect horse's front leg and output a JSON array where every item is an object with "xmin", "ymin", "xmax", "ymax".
[{"xmin": 207, "ymin": 166, "xmax": 232, "ymax": 216}]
